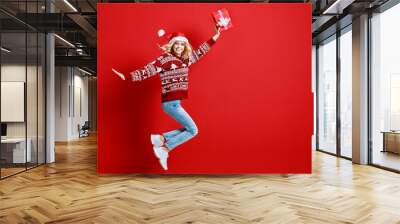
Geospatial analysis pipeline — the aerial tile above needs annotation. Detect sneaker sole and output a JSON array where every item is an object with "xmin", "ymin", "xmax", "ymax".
[
  {"xmin": 152, "ymin": 146, "xmax": 168, "ymax": 170},
  {"xmin": 153, "ymin": 146, "xmax": 161, "ymax": 159},
  {"xmin": 159, "ymin": 159, "xmax": 168, "ymax": 170}
]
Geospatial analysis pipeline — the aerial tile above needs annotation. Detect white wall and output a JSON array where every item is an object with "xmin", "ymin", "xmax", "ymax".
[
  {"xmin": 1, "ymin": 82, "xmax": 25, "ymax": 122},
  {"xmin": 55, "ymin": 66, "xmax": 70, "ymax": 141},
  {"xmin": 1, "ymin": 64, "xmax": 25, "ymax": 81},
  {"xmin": 1, "ymin": 65, "xmax": 36, "ymax": 138},
  {"xmin": 55, "ymin": 67, "xmax": 89, "ymax": 141},
  {"xmin": 72, "ymin": 73, "xmax": 89, "ymax": 138}
]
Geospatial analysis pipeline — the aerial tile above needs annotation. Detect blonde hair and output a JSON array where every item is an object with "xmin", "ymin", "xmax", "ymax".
[{"xmin": 160, "ymin": 41, "xmax": 193, "ymax": 61}]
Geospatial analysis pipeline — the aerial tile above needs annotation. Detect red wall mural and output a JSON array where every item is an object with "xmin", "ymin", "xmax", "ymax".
[{"xmin": 97, "ymin": 3, "xmax": 313, "ymax": 174}]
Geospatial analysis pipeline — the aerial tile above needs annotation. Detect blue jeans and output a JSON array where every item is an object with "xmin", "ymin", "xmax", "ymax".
[{"xmin": 162, "ymin": 100, "xmax": 198, "ymax": 151}]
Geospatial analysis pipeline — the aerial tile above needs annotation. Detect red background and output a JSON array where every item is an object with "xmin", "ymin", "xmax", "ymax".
[{"xmin": 97, "ymin": 3, "xmax": 312, "ymax": 174}]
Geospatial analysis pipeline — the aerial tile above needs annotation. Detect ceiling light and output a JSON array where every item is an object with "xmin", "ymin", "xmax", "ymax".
[
  {"xmin": 78, "ymin": 67, "xmax": 93, "ymax": 76},
  {"xmin": 323, "ymin": 0, "xmax": 355, "ymax": 15},
  {"xmin": 1, "ymin": 47, "xmax": 11, "ymax": 53},
  {"xmin": 63, "ymin": 0, "xmax": 78, "ymax": 12},
  {"xmin": 54, "ymin": 34, "xmax": 75, "ymax": 48}
]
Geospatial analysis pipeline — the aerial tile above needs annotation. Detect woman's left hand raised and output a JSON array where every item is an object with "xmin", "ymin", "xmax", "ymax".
[
  {"xmin": 112, "ymin": 68, "xmax": 126, "ymax": 80},
  {"xmin": 212, "ymin": 27, "xmax": 221, "ymax": 41}
]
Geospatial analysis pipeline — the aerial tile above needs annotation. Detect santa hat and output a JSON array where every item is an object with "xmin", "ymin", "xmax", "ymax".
[{"xmin": 158, "ymin": 29, "xmax": 189, "ymax": 45}]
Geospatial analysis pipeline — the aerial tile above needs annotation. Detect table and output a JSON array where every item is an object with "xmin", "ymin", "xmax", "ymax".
[
  {"xmin": 1, "ymin": 138, "xmax": 32, "ymax": 163},
  {"xmin": 381, "ymin": 131, "xmax": 400, "ymax": 154}
]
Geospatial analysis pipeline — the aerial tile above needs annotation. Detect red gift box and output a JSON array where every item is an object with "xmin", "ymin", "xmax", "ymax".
[{"xmin": 212, "ymin": 8, "xmax": 233, "ymax": 31}]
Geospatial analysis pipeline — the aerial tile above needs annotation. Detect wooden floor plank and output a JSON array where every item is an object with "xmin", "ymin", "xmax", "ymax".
[{"xmin": 0, "ymin": 134, "xmax": 400, "ymax": 223}]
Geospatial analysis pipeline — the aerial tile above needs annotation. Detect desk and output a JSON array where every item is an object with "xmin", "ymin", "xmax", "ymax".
[
  {"xmin": 382, "ymin": 131, "xmax": 400, "ymax": 154},
  {"xmin": 1, "ymin": 138, "xmax": 31, "ymax": 163}
]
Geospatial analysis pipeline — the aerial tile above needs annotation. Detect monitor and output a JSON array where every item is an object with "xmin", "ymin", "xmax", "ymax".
[{"xmin": 1, "ymin": 123, "xmax": 7, "ymax": 137}]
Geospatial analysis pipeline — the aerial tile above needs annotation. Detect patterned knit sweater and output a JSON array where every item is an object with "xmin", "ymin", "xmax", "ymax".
[{"xmin": 130, "ymin": 38, "xmax": 216, "ymax": 102}]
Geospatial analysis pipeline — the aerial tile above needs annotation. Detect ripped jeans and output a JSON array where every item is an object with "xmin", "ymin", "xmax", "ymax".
[{"xmin": 161, "ymin": 100, "xmax": 198, "ymax": 151}]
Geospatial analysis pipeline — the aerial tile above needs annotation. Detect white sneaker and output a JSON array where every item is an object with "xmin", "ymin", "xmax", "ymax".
[
  {"xmin": 159, "ymin": 157, "xmax": 168, "ymax": 171},
  {"xmin": 153, "ymin": 146, "xmax": 169, "ymax": 170},
  {"xmin": 150, "ymin": 134, "xmax": 164, "ymax": 147}
]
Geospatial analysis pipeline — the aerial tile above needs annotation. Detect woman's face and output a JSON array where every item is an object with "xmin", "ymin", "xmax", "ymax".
[{"xmin": 172, "ymin": 41, "xmax": 185, "ymax": 56}]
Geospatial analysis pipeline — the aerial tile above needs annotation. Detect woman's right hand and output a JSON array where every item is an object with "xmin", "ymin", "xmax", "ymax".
[{"xmin": 112, "ymin": 68, "xmax": 126, "ymax": 80}]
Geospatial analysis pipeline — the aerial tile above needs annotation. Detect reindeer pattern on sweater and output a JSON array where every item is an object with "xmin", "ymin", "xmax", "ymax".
[{"xmin": 130, "ymin": 38, "xmax": 216, "ymax": 102}]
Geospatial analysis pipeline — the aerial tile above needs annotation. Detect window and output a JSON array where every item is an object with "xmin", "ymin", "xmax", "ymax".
[
  {"xmin": 339, "ymin": 28, "xmax": 352, "ymax": 158},
  {"xmin": 0, "ymin": 1, "xmax": 46, "ymax": 179},
  {"xmin": 317, "ymin": 35, "xmax": 337, "ymax": 154},
  {"xmin": 371, "ymin": 3, "xmax": 400, "ymax": 171}
]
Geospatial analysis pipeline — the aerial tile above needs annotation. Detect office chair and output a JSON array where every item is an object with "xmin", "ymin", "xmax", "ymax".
[{"xmin": 79, "ymin": 121, "xmax": 90, "ymax": 138}]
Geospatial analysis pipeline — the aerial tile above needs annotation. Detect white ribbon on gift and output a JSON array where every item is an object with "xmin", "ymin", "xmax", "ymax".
[{"xmin": 217, "ymin": 10, "xmax": 231, "ymax": 28}]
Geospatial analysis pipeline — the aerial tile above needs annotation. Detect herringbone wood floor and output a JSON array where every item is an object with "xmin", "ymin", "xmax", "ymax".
[{"xmin": 1, "ymin": 134, "xmax": 400, "ymax": 224}]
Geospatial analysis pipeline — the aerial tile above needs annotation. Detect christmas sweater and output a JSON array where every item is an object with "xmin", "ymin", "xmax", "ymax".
[{"xmin": 130, "ymin": 38, "xmax": 216, "ymax": 102}]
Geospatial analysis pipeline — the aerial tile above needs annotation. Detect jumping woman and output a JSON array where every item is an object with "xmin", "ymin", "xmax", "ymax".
[{"xmin": 113, "ymin": 26, "xmax": 221, "ymax": 170}]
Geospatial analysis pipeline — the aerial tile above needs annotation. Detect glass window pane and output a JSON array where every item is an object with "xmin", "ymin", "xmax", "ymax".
[
  {"xmin": 318, "ymin": 36, "xmax": 337, "ymax": 154},
  {"xmin": 340, "ymin": 29, "xmax": 352, "ymax": 158},
  {"xmin": 27, "ymin": 31, "xmax": 38, "ymax": 169},
  {"xmin": 38, "ymin": 32, "xmax": 45, "ymax": 165},
  {"xmin": 0, "ymin": 1, "xmax": 46, "ymax": 179},
  {"xmin": 1, "ymin": 30, "xmax": 27, "ymax": 177},
  {"xmin": 371, "ymin": 3, "xmax": 400, "ymax": 171},
  {"xmin": 312, "ymin": 46, "xmax": 317, "ymax": 151}
]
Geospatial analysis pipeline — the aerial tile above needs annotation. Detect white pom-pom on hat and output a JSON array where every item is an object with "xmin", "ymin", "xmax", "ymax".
[{"xmin": 158, "ymin": 29, "xmax": 165, "ymax": 37}]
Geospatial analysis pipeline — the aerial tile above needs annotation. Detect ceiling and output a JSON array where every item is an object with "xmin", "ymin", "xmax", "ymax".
[{"xmin": 0, "ymin": 0, "xmax": 395, "ymax": 75}]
